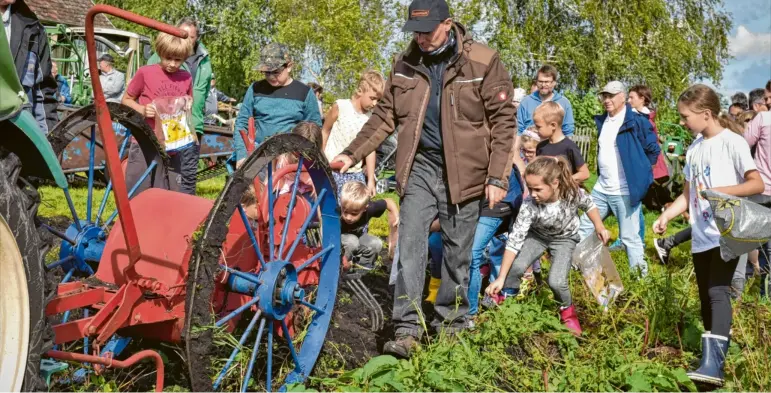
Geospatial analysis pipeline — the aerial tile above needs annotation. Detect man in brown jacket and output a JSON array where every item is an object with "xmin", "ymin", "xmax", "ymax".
[{"xmin": 333, "ymin": 0, "xmax": 516, "ymax": 356}]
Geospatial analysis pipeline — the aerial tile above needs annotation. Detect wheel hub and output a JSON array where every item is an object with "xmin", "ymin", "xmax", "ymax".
[
  {"xmin": 257, "ymin": 261, "xmax": 299, "ymax": 320},
  {"xmin": 57, "ymin": 220, "xmax": 106, "ymax": 274}
]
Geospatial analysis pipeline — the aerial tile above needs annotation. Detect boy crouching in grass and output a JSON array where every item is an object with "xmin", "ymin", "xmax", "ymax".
[{"xmin": 340, "ymin": 182, "xmax": 398, "ymax": 271}]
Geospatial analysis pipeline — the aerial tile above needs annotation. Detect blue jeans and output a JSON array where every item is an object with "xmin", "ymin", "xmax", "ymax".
[
  {"xmin": 428, "ymin": 232, "xmax": 443, "ymax": 279},
  {"xmin": 579, "ymin": 189, "xmax": 648, "ymax": 276},
  {"xmin": 610, "ymin": 209, "xmax": 645, "ymax": 249},
  {"xmin": 468, "ymin": 216, "xmax": 504, "ymax": 315}
]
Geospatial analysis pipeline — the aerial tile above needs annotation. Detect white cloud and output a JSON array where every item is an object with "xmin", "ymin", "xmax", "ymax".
[{"xmin": 728, "ymin": 25, "xmax": 771, "ymax": 57}]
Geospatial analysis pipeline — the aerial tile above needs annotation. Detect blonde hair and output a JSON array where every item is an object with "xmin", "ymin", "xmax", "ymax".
[
  {"xmin": 525, "ymin": 156, "xmax": 579, "ymax": 202},
  {"xmin": 340, "ymin": 181, "xmax": 370, "ymax": 211},
  {"xmin": 738, "ymin": 110, "xmax": 758, "ymax": 126},
  {"xmin": 292, "ymin": 121, "xmax": 322, "ymax": 150},
  {"xmin": 533, "ymin": 101, "xmax": 565, "ymax": 127},
  {"xmin": 155, "ymin": 32, "xmax": 193, "ymax": 60},
  {"xmin": 241, "ymin": 184, "xmax": 257, "ymax": 206},
  {"xmin": 355, "ymin": 70, "xmax": 385, "ymax": 99},
  {"xmin": 678, "ymin": 84, "xmax": 744, "ymax": 135}
]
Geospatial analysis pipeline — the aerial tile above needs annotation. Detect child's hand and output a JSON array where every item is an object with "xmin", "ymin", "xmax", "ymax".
[
  {"xmin": 653, "ymin": 216, "xmax": 668, "ymax": 235},
  {"xmin": 185, "ymin": 96, "xmax": 193, "ymax": 112},
  {"xmin": 144, "ymin": 103, "xmax": 156, "ymax": 118},
  {"xmin": 596, "ymin": 227, "xmax": 610, "ymax": 245},
  {"xmin": 486, "ymin": 278, "xmax": 504, "ymax": 296}
]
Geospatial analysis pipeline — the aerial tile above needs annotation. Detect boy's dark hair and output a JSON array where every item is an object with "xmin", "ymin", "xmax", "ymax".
[
  {"xmin": 731, "ymin": 92, "xmax": 749, "ymax": 110},
  {"xmin": 629, "ymin": 84, "xmax": 653, "ymax": 107},
  {"xmin": 307, "ymin": 82, "xmax": 323, "ymax": 95},
  {"xmin": 729, "ymin": 103, "xmax": 744, "ymax": 112},
  {"xmin": 749, "ymin": 88, "xmax": 766, "ymax": 107},
  {"xmin": 292, "ymin": 121, "xmax": 322, "ymax": 150},
  {"xmin": 536, "ymin": 64, "xmax": 559, "ymax": 81}
]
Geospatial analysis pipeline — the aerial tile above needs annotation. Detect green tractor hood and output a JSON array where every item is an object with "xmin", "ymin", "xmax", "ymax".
[{"xmin": 0, "ymin": 25, "xmax": 68, "ymax": 188}]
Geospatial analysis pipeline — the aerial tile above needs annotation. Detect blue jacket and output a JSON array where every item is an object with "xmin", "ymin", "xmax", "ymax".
[
  {"xmin": 233, "ymin": 79, "xmax": 322, "ymax": 161},
  {"xmin": 594, "ymin": 104, "xmax": 661, "ymax": 206},
  {"xmin": 517, "ymin": 90, "xmax": 575, "ymax": 136},
  {"xmin": 55, "ymin": 74, "xmax": 71, "ymax": 104}
]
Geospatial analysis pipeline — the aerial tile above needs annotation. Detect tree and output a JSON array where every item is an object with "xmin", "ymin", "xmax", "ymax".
[
  {"xmin": 453, "ymin": 0, "xmax": 732, "ymax": 104},
  {"xmin": 269, "ymin": 0, "xmax": 400, "ymax": 100}
]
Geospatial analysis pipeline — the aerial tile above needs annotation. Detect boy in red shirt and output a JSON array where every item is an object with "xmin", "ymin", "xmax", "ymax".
[{"xmin": 122, "ymin": 32, "xmax": 195, "ymax": 194}]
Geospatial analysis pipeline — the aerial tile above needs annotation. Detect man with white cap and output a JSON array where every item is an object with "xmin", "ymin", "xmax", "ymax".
[{"xmin": 576, "ymin": 81, "xmax": 660, "ymax": 277}]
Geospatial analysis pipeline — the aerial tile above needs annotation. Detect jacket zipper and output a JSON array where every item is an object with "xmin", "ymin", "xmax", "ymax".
[
  {"xmin": 450, "ymin": 91, "xmax": 458, "ymax": 121},
  {"xmin": 398, "ymin": 64, "xmax": 432, "ymax": 196}
]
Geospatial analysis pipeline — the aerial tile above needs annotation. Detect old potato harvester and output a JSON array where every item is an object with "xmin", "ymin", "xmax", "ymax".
[{"xmin": 0, "ymin": 5, "xmax": 345, "ymax": 392}]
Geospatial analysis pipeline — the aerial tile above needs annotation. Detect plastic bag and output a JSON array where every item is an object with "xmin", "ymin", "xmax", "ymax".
[
  {"xmin": 572, "ymin": 234, "xmax": 624, "ymax": 310},
  {"xmin": 152, "ymin": 95, "xmax": 196, "ymax": 152},
  {"xmin": 701, "ymin": 189, "xmax": 771, "ymax": 261}
]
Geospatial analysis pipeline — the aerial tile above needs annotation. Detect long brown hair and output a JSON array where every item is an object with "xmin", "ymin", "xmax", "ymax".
[
  {"xmin": 629, "ymin": 84, "xmax": 653, "ymax": 107},
  {"xmin": 677, "ymin": 84, "xmax": 744, "ymax": 134},
  {"xmin": 524, "ymin": 156, "xmax": 579, "ymax": 202}
]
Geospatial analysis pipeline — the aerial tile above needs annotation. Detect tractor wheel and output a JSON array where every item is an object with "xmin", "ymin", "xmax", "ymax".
[
  {"xmin": 186, "ymin": 134, "xmax": 342, "ymax": 392},
  {"xmin": 0, "ymin": 149, "xmax": 53, "ymax": 392}
]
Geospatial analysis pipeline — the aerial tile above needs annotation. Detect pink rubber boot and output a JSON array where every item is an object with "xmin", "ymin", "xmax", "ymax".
[{"xmin": 559, "ymin": 304, "xmax": 583, "ymax": 336}]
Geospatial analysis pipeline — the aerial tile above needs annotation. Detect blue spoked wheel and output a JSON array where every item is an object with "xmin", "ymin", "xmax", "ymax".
[
  {"xmin": 186, "ymin": 134, "xmax": 341, "ymax": 392},
  {"xmin": 42, "ymin": 104, "xmax": 169, "ymax": 365}
]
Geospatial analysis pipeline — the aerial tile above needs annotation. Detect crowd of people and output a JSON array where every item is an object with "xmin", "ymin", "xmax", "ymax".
[{"xmin": 5, "ymin": 0, "xmax": 771, "ymax": 388}]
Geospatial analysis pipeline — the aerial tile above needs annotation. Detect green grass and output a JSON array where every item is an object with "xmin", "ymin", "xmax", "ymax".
[{"xmin": 38, "ymin": 172, "xmax": 771, "ymax": 392}]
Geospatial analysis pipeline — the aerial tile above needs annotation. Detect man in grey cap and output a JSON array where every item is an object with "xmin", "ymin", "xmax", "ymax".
[
  {"xmin": 576, "ymin": 81, "xmax": 660, "ymax": 277},
  {"xmin": 98, "ymin": 53, "xmax": 125, "ymax": 103}
]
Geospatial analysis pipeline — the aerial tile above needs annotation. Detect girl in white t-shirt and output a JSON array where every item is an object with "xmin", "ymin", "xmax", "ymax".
[
  {"xmin": 321, "ymin": 71, "xmax": 385, "ymax": 197},
  {"xmin": 654, "ymin": 84, "xmax": 764, "ymax": 387}
]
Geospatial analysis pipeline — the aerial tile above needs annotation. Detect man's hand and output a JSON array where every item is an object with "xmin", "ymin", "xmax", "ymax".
[
  {"xmin": 367, "ymin": 178, "xmax": 377, "ymax": 197},
  {"xmin": 331, "ymin": 154, "xmax": 354, "ymax": 173},
  {"xmin": 485, "ymin": 184, "xmax": 506, "ymax": 209}
]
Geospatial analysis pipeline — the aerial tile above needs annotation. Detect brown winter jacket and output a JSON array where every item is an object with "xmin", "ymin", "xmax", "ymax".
[{"xmin": 341, "ymin": 22, "xmax": 517, "ymax": 204}]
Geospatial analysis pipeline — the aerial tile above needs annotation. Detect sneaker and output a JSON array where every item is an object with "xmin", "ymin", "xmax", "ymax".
[
  {"xmin": 654, "ymin": 238, "xmax": 670, "ymax": 264},
  {"xmin": 480, "ymin": 294, "xmax": 503, "ymax": 309},
  {"xmin": 608, "ymin": 238, "xmax": 624, "ymax": 252},
  {"xmin": 383, "ymin": 335, "xmax": 418, "ymax": 358}
]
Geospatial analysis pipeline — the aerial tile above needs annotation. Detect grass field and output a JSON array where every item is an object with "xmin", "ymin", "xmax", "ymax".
[{"xmin": 37, "ymin": 173, "xmax": 770, "ymax": 392}]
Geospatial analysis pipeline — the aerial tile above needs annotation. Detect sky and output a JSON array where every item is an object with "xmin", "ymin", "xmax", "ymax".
[{"xmin": 708, "ymin": 0, "xmax": 771, "ymax": 96}]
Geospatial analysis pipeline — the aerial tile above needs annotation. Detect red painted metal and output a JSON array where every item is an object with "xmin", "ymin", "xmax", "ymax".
[
  {"xmin": 53, "ymin": 318, "xmax": 94, "ymax": 345},
  {"xmin": 47, "ymin": 350, "xmax": 165, "ymax": 392},
  {"xmin": 45, "ymin": 287, "xmax": 107, "ymax": 315},
  {"xmin": 95, "ymin": 189, "xmax": 213, "ymax": 288},
  {"xmin": 85, "ymin": 5, "xmax": 188, "ymax": 265}
]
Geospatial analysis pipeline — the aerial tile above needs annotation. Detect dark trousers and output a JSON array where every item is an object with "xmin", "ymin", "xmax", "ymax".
[
  {"xmin": 692, "ymin": 247, "xmax": 739, "ymax": 337},
  {"xmin": 126, "ymin": 142, "xmax": 199, "ymax": 195},
  {"xmin": 392, "ymin": 153, "xmax": 480, "ymax": 336}
]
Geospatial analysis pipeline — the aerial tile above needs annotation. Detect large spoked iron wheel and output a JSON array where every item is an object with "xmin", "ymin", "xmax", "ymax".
[
  {"xmin": 42, "ymin": 103, "xmax": 169, "ymax": 285},
  {"xmin": 0, "ymin": 148, "xmax": 52, "ymax": 392},
  {"xmin": 186, "ymin": 134, "xmax": 342, "ymax": 392}
]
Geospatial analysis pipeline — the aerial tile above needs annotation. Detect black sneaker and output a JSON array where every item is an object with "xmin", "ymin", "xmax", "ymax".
[
  {"xmin": 654, "ymin": 238, "xmax": 670, "ymax": 264},
  {"xmin": 383, "ymin": 335, "xmax": 418, "ymax": 358}
]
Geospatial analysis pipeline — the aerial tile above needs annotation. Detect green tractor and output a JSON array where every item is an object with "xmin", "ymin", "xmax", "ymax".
[
  {"xmin": 0, "ymin": 24, "xmax": 71, "ymax": 392},
  {"xmin": 46, "ymin": 23, "xmax": 153, "ymax": 108}
]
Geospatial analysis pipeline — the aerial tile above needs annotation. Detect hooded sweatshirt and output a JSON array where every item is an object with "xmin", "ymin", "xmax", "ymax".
[{"xmin": 517, "ymin": 90, "xmax": 575, "ymax": 136}]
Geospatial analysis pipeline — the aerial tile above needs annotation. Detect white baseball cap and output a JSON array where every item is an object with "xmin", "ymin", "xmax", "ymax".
[{"xmin": 600, "ymin": 81, "xmax": 626, "ymax": 95}]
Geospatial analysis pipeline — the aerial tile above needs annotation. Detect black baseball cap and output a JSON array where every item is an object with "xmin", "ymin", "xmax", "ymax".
[{"xmin": 402, "ymin": 0, "xmax": 451, "ymax": 33}]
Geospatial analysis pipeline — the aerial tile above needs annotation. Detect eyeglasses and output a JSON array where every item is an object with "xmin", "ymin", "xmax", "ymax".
[
  {"xmin": 536, "ymin": 80, "xmax": 554, "ymax": 86},
  {"xmin": 263, "ymin": 64, "xmax": 287, "ymax": 77}
]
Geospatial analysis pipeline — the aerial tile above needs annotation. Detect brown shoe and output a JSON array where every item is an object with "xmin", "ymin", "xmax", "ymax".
[{"xmin": 383, "ymin": 335, "xmax": 418, "ymax": 358}]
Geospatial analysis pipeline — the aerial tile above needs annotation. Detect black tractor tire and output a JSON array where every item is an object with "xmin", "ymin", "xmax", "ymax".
[{"xmin": 0, "ymin": 148, "xmax": 54, "ymax": 391}]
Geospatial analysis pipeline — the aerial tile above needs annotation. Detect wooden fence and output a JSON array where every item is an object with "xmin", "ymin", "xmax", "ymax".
[{"xmin": 572, "ymin": 126, "xmax": 597, "ymax": 169}]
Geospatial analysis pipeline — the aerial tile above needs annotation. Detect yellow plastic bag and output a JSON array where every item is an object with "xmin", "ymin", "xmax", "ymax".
[{"xmin": 152, "ymin": 95, "xmax": 196, "ymax": 152}]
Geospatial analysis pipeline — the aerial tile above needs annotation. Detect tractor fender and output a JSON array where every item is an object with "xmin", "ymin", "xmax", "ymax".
[{"xmin": 1, "ymin": 110, "xmax": 69, "ymax": 188}]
